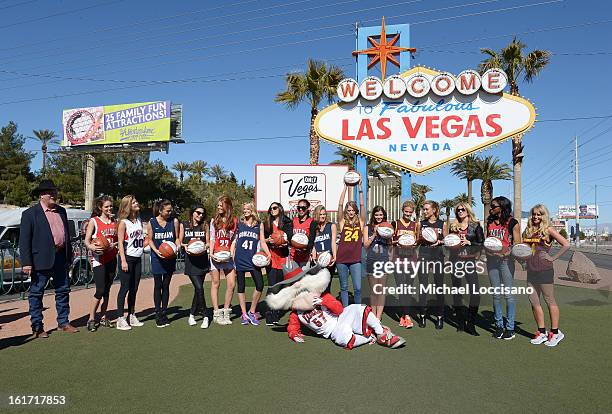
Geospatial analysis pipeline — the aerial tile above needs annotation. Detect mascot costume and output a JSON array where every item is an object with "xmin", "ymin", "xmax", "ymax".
[{"xmin": 266, "ymin": 261, "xmax": 405, "ymax": 350}]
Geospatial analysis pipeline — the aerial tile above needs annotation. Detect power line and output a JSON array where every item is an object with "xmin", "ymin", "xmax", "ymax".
[
  {"xmin": 578, "ymin": 124, "xmax": 612, "ymax": 148},
  {"xmin": 0, "ymin": 0, "xmax": 39, "ymax": 11},
  {"xmin": 0, "ymin": 0, "xmax": 126, "ymax": 30}
]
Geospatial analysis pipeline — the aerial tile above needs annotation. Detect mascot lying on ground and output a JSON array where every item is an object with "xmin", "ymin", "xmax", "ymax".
[{"xmin": 266, "ymin": 260, "xmax": 405, "ymax": 350}]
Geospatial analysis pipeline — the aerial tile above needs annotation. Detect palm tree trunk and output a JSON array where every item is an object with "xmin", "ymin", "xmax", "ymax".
[
  {"xmin": 482, "ymin": 180, "xmax": 493, "ymax": 221},
  {"xmin": 309, "ymin": 108, "xmax": 319, "ymax": 165},
  {"xmin": 41, "ymin": 147, "xmax": 47, "ymax": 176},
  {"xmin": 512, "ymin": 134, "xmax": 524, "ymax": 219},
  {"xmin": 467, "ymin": 179, "xmax": 473, "ymax": 205}
]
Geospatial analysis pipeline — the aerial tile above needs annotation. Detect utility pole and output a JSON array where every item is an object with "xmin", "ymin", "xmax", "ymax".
[
  {"xmin": 84, "ymin": 154, "xmax": 95, "ymax": 211},
  {"xmin": 595, "ymin": 184, "xmax": 598, "ymax": 252},
  {"xmin": 574, "ymin": 136, "xmax": 580, "ymax": 247}
]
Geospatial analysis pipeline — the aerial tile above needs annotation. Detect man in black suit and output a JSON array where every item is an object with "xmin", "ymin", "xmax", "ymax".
[{"xmin": 20, "ymin": 180, "xmax": 79, "ymax": 338}]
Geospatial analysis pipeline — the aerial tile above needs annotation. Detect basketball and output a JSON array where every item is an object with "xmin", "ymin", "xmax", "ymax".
[
  {"xmin": 317, "ymin": 251, "xmax": 333, "ymax": 267},
  {"xmin": 213, "ymin": 248, "xmax": 232, "ymax": 263},
  {"xmin": 444, "ymin": 234, "xmax": 462, "ymax": 248},
  {"xmin": 270, "ymin": 230, "xmax": 287, "ymax": 247},
  {"xmin": 186, "ymin": 239, "xmax": 206, "ymax": 256},
  {"xmin": 421, "ymin": 227, "xmax": 438, "ymax": 243},
  {"xmin": 158, "ymin": 241, "xmax": 177, "ymax": 259},
  {"xmin": 252, "ymin": 251, "xmax": 270, "ymax": 267},
  {"xmin": 93, "ymin": 237, "xmax": 110, "ymax": 252},
  {"xmin": 484, "ymin": 237, "xmax": 503, "ymax": 252},
  {"xmin": 397, "ymin": 233, "xmax": 416, "ymax": 247},
  {"xmin": 511, "ymin": 243, "xmax": 532, "ymax": 259},
  {"xmin": 376, "ymin": 222, "xmax": 394, "ymax": 239},
  {"xmin": 344, "ymin": 170, "xmax": 361, "ymax": 186},
  {"xmin": 291, "ymin": 233, "xmax": 309, "ymax": 249}
]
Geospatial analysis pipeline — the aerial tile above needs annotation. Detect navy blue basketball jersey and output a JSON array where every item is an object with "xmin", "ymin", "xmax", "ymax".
[
  {"xmin": 314, "ymin": 222, "xmax": 333, "ymax": 253},
  {"xmin": 234, "ymin": 221, "xmax": 261, "ymax": 271}
]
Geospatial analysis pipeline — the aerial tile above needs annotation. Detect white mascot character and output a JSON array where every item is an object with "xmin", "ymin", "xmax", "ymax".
[{"xmin": 266, "ymin": 261, "xmax": 405, "ymax": 350}]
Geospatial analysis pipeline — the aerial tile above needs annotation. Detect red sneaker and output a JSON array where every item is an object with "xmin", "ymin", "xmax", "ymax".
[
  {"xmin": 403, "ymin": 315, "xmax": 414, "ymax": 329},
  {"xmin": 377, "ymin": 326, "xmax": 406, "ymax": 349}
]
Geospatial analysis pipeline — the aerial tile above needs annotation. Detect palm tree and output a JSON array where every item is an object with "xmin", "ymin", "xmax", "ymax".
[
  {"xmin": 208, "ymin": 164, "xmax": 228, "ymax": 183},
  {"xmin": 411, "ymin": 183, "xmax": 432, "ymax": 219},
  {"xmin": 172, "ymin": 161, "xmax": 190, "ymax": 182},
  {"xmin": 440, "ymin": 198, "xmax": 456, "ymax": 227},
  {"xmin": 454, "ymin": 192, "xmax": 474, "ymax": 207},
  {"xmin": 32, "ymin": 129, "xmax": 59, "ymax": 176},
  {"xmin": 189, "ymin": 160, "xmax": 208, "ymax": 183},
  {"xmin": 479, "ymin": 38, "xmax": 551, "ymax": 218},
  {"xmin": 330, "ymin": 147, "xmax": 355, "ymax": 169},
  {"xmin": 450, "ymin": 154, "xmax": 479, "ymax": 204},
  {"xmin": 473, "ymin": 156, "xmax": 512, "ymax": 220},
  {"xmin": 275, "ymin": 59, "xmax": 344, "ymax": 165}
]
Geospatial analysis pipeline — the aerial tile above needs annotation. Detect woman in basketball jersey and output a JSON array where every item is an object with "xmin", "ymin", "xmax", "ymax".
[
  {"xmin": 448, "ymin": 202, "xmax": 484, "ymax": 336},
  {"xmin": 262, "ymin": 202, "xmax": 293, "ymax": 325},
  {"xmin": 291, "ymin": 199, "xmax": 313, "ymax": 267},
  {"xmin": 391, "ymin": 200, "xmax": 419, "ymax": 329},
  {"xmin": 116, "ymin": 195, "xmax": 145, "ymax": 331},
  {"xmin": 311, "ymin": 205, "xmax": 337, "ymax": 270},
  {"xmin": 486, "ymin": 196, "xmax": 521, "ymax": 340},
  {"xmin": 146, "ymin": 199, "xmax": 180, "ymax": 328},
  {"xmin": 417, "ymin": 200, "xmax": 447, "ymax": 330},
  {"xmin": 365, "ymin": 205, "xmax": 391, "ymax": 319},
  {"xmin": 523, "ymin": 204, "xmax": 569, "ymax": 347},
  {"xmin": 84, "ymin": 195, "xmax": 118, "ymax": 332},
  {"xmin": 180, "ymin": 204, "xmax": 210, "ymax": 329},
  {"xmin": 209, "ymin": 196, "xmax": 238, "ymax": 326},
  {"xmin": 232, "ymin": 202, "xmax": 270, "ymax": 326},
  {"xmin": 336, "ymin": 182, "xmax": 366, "ymax": 307}
]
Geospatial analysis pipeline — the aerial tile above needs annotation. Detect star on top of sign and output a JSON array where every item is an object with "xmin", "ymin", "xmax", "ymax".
[{"xmin": 352, "ymin": 17, "xmax": 416, "ymax": 80}]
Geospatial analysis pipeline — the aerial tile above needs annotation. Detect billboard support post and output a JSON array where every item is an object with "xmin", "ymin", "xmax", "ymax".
[{"xmin": 84, "ymin": 154, "xmax": 95, "ymax": 211}]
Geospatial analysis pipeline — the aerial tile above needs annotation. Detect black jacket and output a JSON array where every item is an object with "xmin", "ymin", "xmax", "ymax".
[
  {"xmin": 19, "ymin": 203, "xmax": 72, "ymax": 271},
  {"xmin": 263, "ymin": 215, "xmax": 293, "ymax": 256},
  {"xmin": 450, "ymin": 221, "xmax": 484, "ymax": 258}
]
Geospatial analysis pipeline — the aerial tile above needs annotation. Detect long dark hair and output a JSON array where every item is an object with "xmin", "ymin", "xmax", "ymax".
[
  {"xmin": 213, "ymin": 196, "xmax": 235, "ymax": 232},
  {"xmin": 265, "ymin": 202, "xmax": 286, "ymax": 234},
  {"xmin": 92, "ymin": 195, "xmax": 113, "ymax": 219},
  {"xmin": 368, "ymin": 205, "xmax": 387, "ymax": 228},
  {"xmin": 153, "ymin": 199, "xmax": 172, "ymax": 218},
  {"xmin": 487, "ymin": 196, "xmax": 513, "ymax": 226},
  {"xmin": 189, "ymin": 204, "xmax": 207, "ymax": 228}
]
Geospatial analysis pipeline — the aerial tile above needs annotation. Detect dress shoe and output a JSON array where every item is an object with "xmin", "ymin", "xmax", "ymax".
[
  {"xmin": 33, "ymin": 327, "xmax": 49, "ymax": 338},
  {"xmin": 60, "ymin": 323, "xmax": 79, "ymax": 333}
]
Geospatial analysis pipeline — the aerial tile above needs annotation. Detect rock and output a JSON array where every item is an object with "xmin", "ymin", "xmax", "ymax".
[{"xmin": 566, "ymin": 251, "xmax": 601, "ymax": 284}]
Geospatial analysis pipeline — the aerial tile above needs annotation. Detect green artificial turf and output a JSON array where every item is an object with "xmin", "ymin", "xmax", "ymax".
[{"xmin": 1, "ymin": 277, "xmax": 611, "ymax": 414}]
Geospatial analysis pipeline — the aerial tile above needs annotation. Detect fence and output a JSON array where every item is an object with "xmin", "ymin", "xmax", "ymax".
[{"xmin": 0, "ymin": 239, "xmax": 185, "ymax": 299}]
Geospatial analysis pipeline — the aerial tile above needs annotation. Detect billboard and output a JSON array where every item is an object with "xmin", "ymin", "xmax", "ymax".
[
  {"xmin": 558, "ymin": 205, "xmax": 599, "ymax": 219},
  {"xmin": 315, "ymin": 66, "xmax": 536, "ymax": 174},
  {"xmin": 62, "ymin": 101, "xmax": 171, "ymax": 147},
  {"xmin": 255, "ymin": 164, "xmax": 349, "ymax": 213}
]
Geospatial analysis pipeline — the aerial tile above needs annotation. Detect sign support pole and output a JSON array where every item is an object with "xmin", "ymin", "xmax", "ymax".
[
  {"xmin": 353, "ymin": 21, "xmax": 412, "ymax": 216},
  {"xmin": 84, "ymin": 154, "xmax": 95, "ymax": 211}
]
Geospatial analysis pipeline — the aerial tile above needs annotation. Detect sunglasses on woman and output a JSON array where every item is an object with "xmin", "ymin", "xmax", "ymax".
[
  {"xmin": 457, "ymin": 208, "xmax": 466, "ymax": 213},
  {"xmin": 297, "ymin": 206, "xmax": 308, "ymax": 211},
  {"xmin": 270, "ymin": 206, "xmax": 279, "ymax": 211},
  {"xmin": 194, "ymin": 211, "xmax": 204, "ymax": 215}
]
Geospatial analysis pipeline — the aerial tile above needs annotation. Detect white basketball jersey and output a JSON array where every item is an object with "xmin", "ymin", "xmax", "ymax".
[
  {"xmin": 297, "ymin": 306, "xmax": 339, "ymax": 339},
  {"xmin": 123, "ymin": 218, "xmax": 144, "ymax": 258}
]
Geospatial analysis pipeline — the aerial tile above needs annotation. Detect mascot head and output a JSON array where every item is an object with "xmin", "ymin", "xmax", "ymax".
[{"xmin": 266, "ymin": 260, "xmax": 331, "ymax": 312}]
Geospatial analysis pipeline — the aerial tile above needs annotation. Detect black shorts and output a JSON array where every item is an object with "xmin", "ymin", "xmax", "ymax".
[{"xmin": 527, "ymin": 268, "xmax": 554, "ymax": 284}]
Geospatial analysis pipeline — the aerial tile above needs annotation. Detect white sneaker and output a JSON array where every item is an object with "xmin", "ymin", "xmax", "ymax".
[
  {"xmin": 188, "ymin": 314, "xmax": 197, "ymax": 326},
  {"xmin": 222, "ymin": 308, "xmax": 233, "ymax": 325},
  {"xmin": 530, "ymin": 331, "xmax": 548, "ymax": 345},
  {"xmin": 201, "ymin": 316, "xmax": 210, "ymax": 329},
  {"xmin": 129, "ymin": 314, "xmax": 144, "ymax": 327},
  {"xmin": 116, "ymin": 316, "xmax": 131, "ymax": 331},
  {"xmin": 213, "ymin": 309, "xmax": 224, "ymax": 325},
  {"xmin": 545, "ymin": 330, "xmax": 565, "ymax": 347}
]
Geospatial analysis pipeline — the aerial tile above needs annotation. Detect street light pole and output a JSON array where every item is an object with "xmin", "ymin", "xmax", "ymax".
[
  {"xmin": 574, "ymin": 136, "xmax": 580, "ymax": 247},
  {"xmin": 595, "ymin": 184, "xmax": 598, "ymax": 253}
]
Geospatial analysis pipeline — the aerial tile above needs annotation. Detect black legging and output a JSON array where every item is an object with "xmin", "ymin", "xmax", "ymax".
[
  {"xmin": 418, "ymin": 256, "xmax": 445, "ymax": 317},
  {"xmin": 93, "ymin": 259, "xmax": 116, "ymax": 300},
  {"xmin": 450, "ymin": 258, "xmax": 480, "ymax": 321},
  {"xmin": 237, "ymin": 269, "xmax": 264, "ymax": 293},
  {"xmin": 153, "ymin": 273, "xmax": 173, "ymax": 314},
  {"xmin": 187, "ymin": 273, "xmax": 207, "ymax": 316},
  {"xmin": 117, "ymin": 256, "xmax": 142, "ymax": 316},
  {"xmin": 265, "ymin": 267, "xmax": 284, "ymax": 322}
]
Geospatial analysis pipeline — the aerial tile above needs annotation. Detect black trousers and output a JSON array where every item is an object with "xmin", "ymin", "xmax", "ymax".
[
  {"xmin": 93, "ymin": 258, "xmax": 117, "ymax": 300},
  {"xmin": 187, "ymin": 273, "xmax": 207, "ymax": 316},
  {"xmin": 417, "ymin": 256, "xmax": 445, "ymax": 317},
  {"xmin": 153, "ymin": 273, "xmax": 173, "ymax": 314},
  {"xmin": 117, "ymin": 256, "xmax": 142, "ymax": 316}
]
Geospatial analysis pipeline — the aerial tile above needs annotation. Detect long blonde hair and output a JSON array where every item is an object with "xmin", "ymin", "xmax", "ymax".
[
  {"xmin": 343, "ymin": 201, "xmax": 360, "ymax": 227},
  {"xmin": 118, "ymin": 195, "xmax": 137, "ymax": 221},
  {"xmin": 313, "ymin": 205, "xmax": 328, "ymax": 235},
  {"xmin": 523, "ymin": 204, "xmax": 551, "ymax": 240},
  {"xmin": 450, "ymin": 202, "xmax": 478, "ymax": 233},
  {"xmin": 241, "ymin": 202, "xmax": 260, "ymax": 225}
]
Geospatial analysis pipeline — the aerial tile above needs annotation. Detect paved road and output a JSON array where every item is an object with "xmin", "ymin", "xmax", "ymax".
[{"xmin": 557, "ymin": 248, "xmax": 612, "ymax": 270}]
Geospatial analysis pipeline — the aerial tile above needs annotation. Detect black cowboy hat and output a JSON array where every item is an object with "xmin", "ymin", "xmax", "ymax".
[{"xmin": 32, "ymin": 179, "xmax": 59, "ymax": 195}]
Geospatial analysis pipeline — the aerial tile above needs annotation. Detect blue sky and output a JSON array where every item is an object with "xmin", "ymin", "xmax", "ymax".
[{"xmin": 1, "ymin": 0, "xmax": 611, "ymax": 225}]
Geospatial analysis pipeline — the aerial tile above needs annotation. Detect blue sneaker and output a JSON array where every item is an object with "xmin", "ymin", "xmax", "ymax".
[
  {"xmin": 247, "ymin": 312, "xmax": 260, "ymax": 326},
  {"xmin": 241, "ymin": 314, "xmax": 249, "ymax": 325}
]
